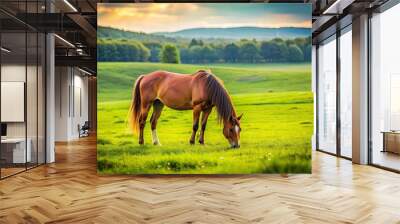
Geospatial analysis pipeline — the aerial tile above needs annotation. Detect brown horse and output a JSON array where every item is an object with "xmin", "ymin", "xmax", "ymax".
[{"xmin": 128, "ymin": 70, "xmax": 242, "ymax": 148}]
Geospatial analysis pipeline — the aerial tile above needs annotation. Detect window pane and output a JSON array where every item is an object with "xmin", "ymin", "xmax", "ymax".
[
  {"xmin": 318, "ymin": 37, "xmax": 337, "ymax": 154},
  {"xmin": 340, "ymin": 29, "xmax": 352, "ymax": 158},
  {"xmin": 371, "ymin": 4, "xmax": 400, "ymax": 171}
]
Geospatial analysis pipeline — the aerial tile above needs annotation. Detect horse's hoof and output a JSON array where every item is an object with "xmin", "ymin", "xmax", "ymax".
[
  {"xmin": 153, "ymin": 141, "xmax": 161, "ymax": 146},
  {"xmin": 189, "ymin": 140, "xmax": 195, "ymax": 145},
  {"xmin": 199, "ymin": 140, "xmax": 204, "ymax": 145},
  {"xmin": 139, "ymin": 140, "xmax": 144, "ymax": 145}
]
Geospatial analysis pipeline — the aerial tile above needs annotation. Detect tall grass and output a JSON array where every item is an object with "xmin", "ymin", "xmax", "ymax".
[{"xmin": 97, "ymin": 62, "xmax": 313, "ymax": 174}]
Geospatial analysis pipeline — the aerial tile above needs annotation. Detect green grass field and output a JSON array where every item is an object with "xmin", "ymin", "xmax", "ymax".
[{"xmin": 97, "ymin": 62, "xmax": 313, "ymax": 174}]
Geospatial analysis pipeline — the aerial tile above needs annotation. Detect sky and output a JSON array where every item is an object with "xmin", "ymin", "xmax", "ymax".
[{"xmin": 98, "ymin": 3, "xmax": 311, "ymax": 33}]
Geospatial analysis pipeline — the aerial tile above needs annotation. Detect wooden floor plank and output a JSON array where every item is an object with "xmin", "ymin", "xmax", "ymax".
[{"xmin": 0, "ymin": 136, "xmax": 399, "ymax": 223}]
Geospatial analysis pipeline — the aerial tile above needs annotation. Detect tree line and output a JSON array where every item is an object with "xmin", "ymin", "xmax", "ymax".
[{"xmin": 98, "ymin": 37, "xmax": 311, "ymax": 64}]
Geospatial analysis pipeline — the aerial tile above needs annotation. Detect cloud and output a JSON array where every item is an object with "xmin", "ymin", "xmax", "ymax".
[{"xmin": 98, "ymin": 3, "xmax": 311, "ymax": 33}]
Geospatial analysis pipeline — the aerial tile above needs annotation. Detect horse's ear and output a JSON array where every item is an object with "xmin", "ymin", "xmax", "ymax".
[{"xmin": 237, "ymin": 113, "xmax": 243, "ymax": 120}]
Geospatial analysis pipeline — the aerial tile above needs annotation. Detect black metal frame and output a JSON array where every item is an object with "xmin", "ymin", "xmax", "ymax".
[
  {"xmin": 336, "ymin": 20, "xmax": 341, "ymax": 157},
  {"xmin": 367, "ymin": 11, "xmax": 373, "ymax": 166},
  {"xmin": 0, "ymin": 19, "xmax": 2, "ymax": 179},
  {"xmin": 0, "ymin": 0, "xmax": 47, "ymax": 180},
  {"xmin": 315, "ymin": 44, "xmax": 319, "ymax": 152}
]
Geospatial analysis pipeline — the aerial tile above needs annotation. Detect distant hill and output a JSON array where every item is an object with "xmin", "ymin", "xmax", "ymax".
[
  {"xmin": 154, "ymin": 27, "xmax": 311, "ymax": 40},
  {"xmin": 98, "ymin": 26, "xmax": 177, "ymax": 43},
  {"xmin": 98, "ymin": 26, "xmax": 311, "ymax": 42}
]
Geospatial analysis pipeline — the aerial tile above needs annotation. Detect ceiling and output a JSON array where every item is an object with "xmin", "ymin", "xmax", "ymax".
[
  {"xmin": 0, "ymin": 0, "xmax": 97, "ymax": 74},
  {"xmin": 310, "ymin": 0, "xmax": 390, "ymax": 44}
]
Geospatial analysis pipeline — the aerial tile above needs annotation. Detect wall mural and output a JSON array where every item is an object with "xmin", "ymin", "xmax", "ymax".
[{"xmin": 97, "ymin": 3, "xmax": 313, "ymax": 174}]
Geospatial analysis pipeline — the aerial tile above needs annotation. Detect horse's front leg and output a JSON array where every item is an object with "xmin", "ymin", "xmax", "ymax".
[
  {"xmin": 199, "ymin": 107, "xmax": 212, "ymax": 145},
  {"xmin": 150, "ymin": 100, "xmax": 164, "ymax": 145},
  {"xmin": 190, "ymin": 105, "xmax": 201, "ymax": 145}
]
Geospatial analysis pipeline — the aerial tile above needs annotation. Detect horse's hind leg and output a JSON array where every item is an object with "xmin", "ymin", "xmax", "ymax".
[
  {"xmin": 139, "ymin": 102, "xmax": 151, "ymax": 145},
  {"xmin": 190, "ymin": 105, "xmax": 202, "ymax": 145},
  {"xmin": 150, "ymin": 100, "xmax": 164, "ymax": 145}
]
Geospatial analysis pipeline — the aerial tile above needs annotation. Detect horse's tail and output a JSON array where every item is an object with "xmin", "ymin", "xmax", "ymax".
[{"xmin": 128, "ymin": 75, "xmax": 144, "ymax": 135}]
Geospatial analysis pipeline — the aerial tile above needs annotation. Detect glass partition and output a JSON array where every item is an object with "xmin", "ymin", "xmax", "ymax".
[
  {"xmin": 371, "ymin": 3, "xmax": 400, "ymax": 171},
  {"xmin": 0, "ymin": 1, "xmax": 46, "ymax": 179},
  {"xmin": 1, "ymin": 31, "xmax": 28, "ymax": 177},
  {"xmin": 317, "ymin": 36, "xmax": 337, "ymax": 154}
]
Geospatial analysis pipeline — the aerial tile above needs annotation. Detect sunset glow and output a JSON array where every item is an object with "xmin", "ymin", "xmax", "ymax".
[{"xmin": 98, "ymin": 3, "xmax": 312, "ymax": 33}]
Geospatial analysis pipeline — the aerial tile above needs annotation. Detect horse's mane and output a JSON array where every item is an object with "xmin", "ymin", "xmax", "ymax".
[{"xmin": 195, "ymin": 70, "xmax": 235, "ymax": 123}]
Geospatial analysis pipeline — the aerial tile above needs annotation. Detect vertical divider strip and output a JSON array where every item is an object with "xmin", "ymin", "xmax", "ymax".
[
  {"xmin": 36, "ymin": 0, "xmax": 39, "ymax": 167},
  {"xmin": 0, "ymin": 22, "xmax": 2, "ymax": 179},
  {"xmin": 316, "ymin": 45, "xmax": 319, "ymax": 151},
  {"xmin": 367, "ymin": 11, "xmax": 373, "ymax": 165},
  {"xmin": 336, "ymin": 25, "xmax": 341, "ymax": 157},
  {"xmin": 25, "ymin": 0, "xmax": 28, "ymax": 171}
]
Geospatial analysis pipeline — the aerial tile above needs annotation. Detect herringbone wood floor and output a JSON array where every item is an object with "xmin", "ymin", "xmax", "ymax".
[{"xmin": 1, "ymin": 136, "xmax": 400, "ymax": 224}]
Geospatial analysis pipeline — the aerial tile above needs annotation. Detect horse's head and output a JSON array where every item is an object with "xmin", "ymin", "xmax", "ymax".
[{"xmin": 223, "ymin": 113, "xmax": 243, "ymax": 148}]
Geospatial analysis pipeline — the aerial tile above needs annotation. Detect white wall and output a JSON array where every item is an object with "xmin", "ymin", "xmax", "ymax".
[
  {"xmin": 55, "ymin": 67, "xmax": 89, "ymax": 141},
  {"xmin": 1, "ymin": 65, "xmax": 26, "ymax": 139},
  {"xmin": 1, "ymin": 82, "xmax": 25, "ymax": 122},
  {"xmin": 1, "ymin": 64, "xmax": 25, "ymax": 81},
  {"xmin": 72, "ymin": 72, "xmax": 89, "ymax": 137},
  {"xmin": 1, "ymin": 65, "xmax": 41, "ymax": 138},
  {"xmin": 1, "ymin": 63, "xmax": 46, "ymax": 164},
  {"xmin": 55, "ymin": 66, "xmax": 70, "ymax": 141}
]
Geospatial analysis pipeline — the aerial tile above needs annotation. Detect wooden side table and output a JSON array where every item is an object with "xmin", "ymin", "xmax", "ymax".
[{"xmin": 381, "ymin": 131, "xmax": 400, "ymax": 154}]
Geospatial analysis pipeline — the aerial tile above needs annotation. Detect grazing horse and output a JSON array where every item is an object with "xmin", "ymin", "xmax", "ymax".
[{"xmin": 128, "ymin": 70, "xmax": 242, "ymax": 148}]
